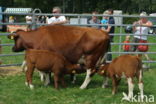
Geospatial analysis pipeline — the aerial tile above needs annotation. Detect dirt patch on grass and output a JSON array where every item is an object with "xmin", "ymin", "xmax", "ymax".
[{"xmin": 0, "ymin": 66, "xmax": 22, "ymax": 76}]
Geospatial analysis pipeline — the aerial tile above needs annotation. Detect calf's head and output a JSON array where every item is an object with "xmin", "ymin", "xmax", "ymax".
[
  {"xmin": 98, "ymin": 63, "xmax": 109, "ymax": 76},
  {"xmin": 8, "ymin": 30, "xmax": 26, "ymax": 52}
]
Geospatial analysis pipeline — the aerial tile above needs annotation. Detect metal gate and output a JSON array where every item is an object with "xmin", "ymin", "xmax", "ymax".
[{"xmin": 0, "ymin": 11, "xmax": 156, "ymax": 68}]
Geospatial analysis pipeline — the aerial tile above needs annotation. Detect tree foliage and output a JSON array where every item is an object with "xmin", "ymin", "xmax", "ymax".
[{"xmin": 0, "ymin": 0, "xmax": 156, "ymax": 14}]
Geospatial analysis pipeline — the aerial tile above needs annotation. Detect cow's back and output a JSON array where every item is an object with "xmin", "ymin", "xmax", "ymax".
[
  {"xmin": 109, "ymin": 55, "xmax": 142, "ymax": 77},
  {"xmin": 37, "ymin": 25, "xmax": 109, "ymax": 63},
  {"xmin": 26, "ymin": 49, "xmax": 65, "ymax": 71}
]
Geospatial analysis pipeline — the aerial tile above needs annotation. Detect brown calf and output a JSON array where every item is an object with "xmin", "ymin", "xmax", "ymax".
[
  {"xmin": 98, "ymin": 55, "xmax": 143, "ymax": 101},
  {"xmin": 25, "ymin": 49, "xmax": 85, "ymax": 89}
]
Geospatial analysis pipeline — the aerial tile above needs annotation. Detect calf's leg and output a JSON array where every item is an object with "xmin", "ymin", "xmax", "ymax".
[
  {"xmin": 44, "ymin": 72, "xmax": 50, "ymax": 86},
  {"xmin": 102, "ymin": 77, "xmax": 109, "ymax": 88},
  {"xmin": 127, "ymin": 77, "xmax": 134, "ymax": 100},
  {"xmin": 53, "ymin": 73, "xmax": 60, "ymax": 89},
  {"xmin": 60, "ymin": 75, "xmax": 66, "ymax": 88},
  {"xmin": 70, "ymin": 74, "xmax": 76, "ymax": 84},
  {"xmin": 137, "ymin": 70, "xmax": 144, "ymax": 101},
  {"xmin": 39, "ymin": 71, "xmax": 45, "ymax": 82},
  {"xmin": 26, "ymin": 64, "xmax": 35, "ymax": 89},
  {"xmin": 112, "ymin": 76, "xmax": 117, "ymax": 95}
]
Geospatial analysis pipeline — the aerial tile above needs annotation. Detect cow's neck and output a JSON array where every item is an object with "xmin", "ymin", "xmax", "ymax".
[{"xmin": 22, "ymin": 32, "xmax": 42, "ymax": 49}]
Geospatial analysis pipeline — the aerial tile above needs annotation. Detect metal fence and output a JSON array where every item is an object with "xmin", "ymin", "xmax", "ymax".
[{"xmin": 0, "ymin": 12, "xmax": 156, "ymax": 68}]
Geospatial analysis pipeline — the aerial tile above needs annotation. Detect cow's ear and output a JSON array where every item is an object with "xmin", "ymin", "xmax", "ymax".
[{"xmin": 7, "ymin": 33, "xmax": 19, "ymax": 40}]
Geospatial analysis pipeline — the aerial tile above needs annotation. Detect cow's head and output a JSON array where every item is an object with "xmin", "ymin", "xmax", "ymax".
[{"xmin": 8, "ymin": 30, "xmax": 26, "ymax": 52}]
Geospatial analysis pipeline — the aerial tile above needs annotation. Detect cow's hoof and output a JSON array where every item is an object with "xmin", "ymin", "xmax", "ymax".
[
  {"xmin": 102, "ymin": 84, "xmax": 109, "ymax": 88},
  {"xmin": 112, "ymin": 91, "xmax": 115, "ymax": 95},
  {"xmin": 80, "ymin": 85, "xmax": 86, "ymax": 89},
  {"xmin": 25, "ymin": 82, "xmax": 29, "ymax": 86},
  {"xmin": 44, "ymin": 82, "xmax": 50, "ymax": 86},
  {"xmin": 29, "ymin": 84, "xmax": 34, "ymax": 90}
]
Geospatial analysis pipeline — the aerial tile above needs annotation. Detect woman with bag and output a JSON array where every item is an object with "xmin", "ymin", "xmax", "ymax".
[{"xmin": 132, "ymin": 12, "xmax": 153, "ymax": 52}]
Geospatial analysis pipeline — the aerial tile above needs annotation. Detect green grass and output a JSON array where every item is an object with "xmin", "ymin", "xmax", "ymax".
[
  {"xmin": 0, "ymin": 69, "xmax": 156, "ymax": 104},
  {"xmin": 0, "ymin": 28, "xmax": 156, "ymax": 104}
]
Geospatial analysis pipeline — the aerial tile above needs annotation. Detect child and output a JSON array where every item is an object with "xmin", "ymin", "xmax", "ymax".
[{"xmin": 123, "ymin": 35, "xmax": 131, "ymax": 52}]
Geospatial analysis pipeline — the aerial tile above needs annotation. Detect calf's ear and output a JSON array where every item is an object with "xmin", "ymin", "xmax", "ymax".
[{"xmin": 7, "ymin": 32, "xmax": 18, "ymax": 40}]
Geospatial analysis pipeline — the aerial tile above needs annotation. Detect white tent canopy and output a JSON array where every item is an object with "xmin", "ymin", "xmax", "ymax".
[{"xmin": 4, "ymin": 8, "xmax": 32, "ymax": 13}]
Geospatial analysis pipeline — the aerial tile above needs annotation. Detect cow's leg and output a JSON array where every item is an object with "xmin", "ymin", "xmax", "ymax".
[
  {"xmin": 26, "ymin": 64, "xmax": 35, "ymax": 89},
  {"xmin": 112, "ymin": 76, "xmax": 117, "ymax": 95},
  {"xmin": 21, "ymin": 60, "xmax": 27, "ymax": 72},
  {"xmin": 80, "ymin": 53, "xmax": 102, "ymax": 89},
  {"xmin": 137, "ymin": 70, "xmax": 144, "ymax": 101},
  {"xmin": 53, "ymin": 72, "xmax": 60, "ymax": 89},
  {"xmin": 44, "ymin": 72, "xmax": 50, "ymax": 86},
  {"xmin": 70, "ymin": 74, "xmax": 76, "ymax": 84},
  {"xmin": 60, "ymin": 75, "xmax": 66, "ymax": 88},
  {"xmin": 80, "ymin": 69, "xmax": 91, "ymax": 89},
  {"xmin": 102, "ymin": 77, "xmax": 109, "ymax": 88},
  {"xmin": 127, "ymin": 77, "xmax": 134, "ymax": 100},
  {"xmin": 80, "ymin": 39, "xmax": 109, "ymax": 89},
  {"xmin": 116, "ymin": 78, "xmax": 121, "ymax": 86},
  {"xmin": 38, "ymin": 71, "xmax": 45, "ymax": 82}
]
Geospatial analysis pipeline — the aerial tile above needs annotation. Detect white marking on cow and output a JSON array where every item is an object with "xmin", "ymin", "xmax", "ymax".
[
  {"xmin": 21, "ymin": 60, "xmax": 27, "ymax": 72},
  {"xmin": 138, "ymin": 70, "xmax": 144, "ymax": 101},
  {"xmin": 139, "ymin": 70, "xmax": 142, "ymax": 82},
  {"xmin": 80, "ymin": 69, "xmax": 91, "ymax": 89},
  {"xmin": 39, "ymin": 71, "xmax": 45, "ymax": 82},
  {"xmin": 102, "ymin": 77, "xmax": 109, "ymax": 88},
  {"xmin": 127, "ymin": 78, "xmax": 134, "ymax": 99},
  {"xmin": 138, "ymin": 83, "xmax": 144, "ymax": 101},
  {"xmin": 29, "ymin": 84, "xmax": 34, "ymax": 90}
]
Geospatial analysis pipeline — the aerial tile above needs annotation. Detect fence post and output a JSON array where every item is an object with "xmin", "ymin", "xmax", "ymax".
[
  {"xmin": 31, "ymin": 12, "xmax": 36, "ymax": 30},
  {"xmin": 118, "ymin": 16, "xmax": 123, "ymax": 56}
]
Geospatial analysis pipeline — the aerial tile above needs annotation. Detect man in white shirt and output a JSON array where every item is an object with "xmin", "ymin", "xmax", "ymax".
[
  {"xmin": 47, "ymin": 7, "xmax": 67, "ymax": 25},
  {"xmin": 25, "ymin": 15, "xmax": 32, "ymax": 23}
]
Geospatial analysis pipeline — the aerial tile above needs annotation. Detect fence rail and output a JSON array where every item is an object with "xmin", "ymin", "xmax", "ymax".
[{"xmin": 0, "ymin": 12, "xmax": 156, "ymax": 67}]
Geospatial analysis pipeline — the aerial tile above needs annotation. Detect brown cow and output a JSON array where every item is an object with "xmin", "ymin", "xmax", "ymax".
[
  {"xmin": 8, "ymin": 25, "xmax": 110, "ymax": 89},
  {"xmin": 25, "ymin": 49, "xmax": 86, "ymax": 89},
  {"xmin": 98, "ymin": 55, "xmax": 143, "ymax": 101}
]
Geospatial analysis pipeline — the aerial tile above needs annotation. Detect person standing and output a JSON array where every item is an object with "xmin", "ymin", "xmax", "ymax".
[
  {"xmin": 101, "ymin": 10, "xmax": 109, "ymax": 30},
  {"xmin": 47, "ymin": 6, "xmax": 68, "ymax": 25},
  {"xmin": 132, "ymin": 12, "xmax": 152, "ymax": 52},
  {"xmin": 88, "ymin": 11, "xmax": 101, "ymax": 29},
  {"xmin": 25, "ymin": 15, "xmax": 32, "ymax": 31},
  {"xmin": 103, "ymin": 9, "xmax": 115, "ymax": 61},
  {"xmin": 132, "ymin": 12, "xmax": 153, "ymax": 64}
]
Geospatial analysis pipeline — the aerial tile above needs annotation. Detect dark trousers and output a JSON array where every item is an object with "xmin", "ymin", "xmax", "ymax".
[{"xmin": 106, "ymin": 43, "xmax": 112, "ymax": 61}]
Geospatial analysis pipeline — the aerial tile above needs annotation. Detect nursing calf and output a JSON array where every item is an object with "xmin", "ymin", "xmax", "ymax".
[
  {"xmin": 98, "ymin": 55, "xmax": 143, "ymax": 101},
  {"xmin": 25, "ymin": 49, "xmax": 85, "ymax": 89}
]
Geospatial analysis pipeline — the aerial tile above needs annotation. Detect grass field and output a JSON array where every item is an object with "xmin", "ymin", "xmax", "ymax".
[
  {"xmin": 0, "ymin": 27, "xmax": 156, "ymax": 104},
  {"xmin": 0, "ymin": 68, "xmax": 156, "ymax": 104}
]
